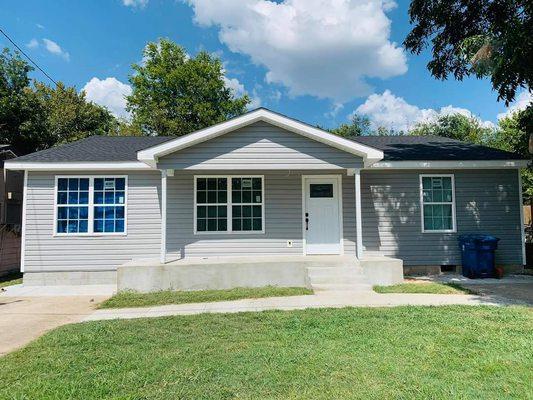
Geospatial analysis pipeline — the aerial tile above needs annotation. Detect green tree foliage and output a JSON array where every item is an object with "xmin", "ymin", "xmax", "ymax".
[
  {"xmin": 488, "ymin": 111, "xmax": 532, "ymax": 199},
  {"xmin": 409, "ymin": 113, "xmax": 493, "ymax": 144},
  {"xmin": 328, "ymin": 114, "xmax": 401, "ymax": 138},
  {"xmin": 404, "ymin": 0, "xmax": 532, "ymax": 105},
  {"xmin": 0, "ymin": 48, "xmax": 116, "ymax": 155},
  {"xmin": 329, "ymin": 115, "xmax": 372, "ymax": 138},
  {"xmin": 127, "ymin": 39, "xmax": 250, "ymax": 136}
]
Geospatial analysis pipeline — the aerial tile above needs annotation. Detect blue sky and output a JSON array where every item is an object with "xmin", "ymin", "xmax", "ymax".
[{"xmin": 2, "ymin": 0, "xmax": 529, "ymax": 130}]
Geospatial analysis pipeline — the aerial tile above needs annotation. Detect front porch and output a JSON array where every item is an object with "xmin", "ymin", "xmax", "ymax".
[
  {"xmin": 159, "ymin": 170, "xmax": 366, "ymax": 262},
  {"xmin": 117, "ymin": 255, "xmax": 403, "ymax": 293}
]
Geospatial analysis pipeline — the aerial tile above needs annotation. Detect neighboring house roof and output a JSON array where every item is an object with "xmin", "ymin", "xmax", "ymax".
[
  {"xmin": 0, "ymin": 144, "xmax": 17, "ymax": 168},
  {"xmin": 351, "ymin": 135, "xmax": 528, "ymax": 161}
]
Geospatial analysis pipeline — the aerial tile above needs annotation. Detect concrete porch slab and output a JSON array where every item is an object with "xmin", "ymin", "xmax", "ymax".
[{"xmin": 117, "ymin": 255, "xmax": 403, "ymax": 293}]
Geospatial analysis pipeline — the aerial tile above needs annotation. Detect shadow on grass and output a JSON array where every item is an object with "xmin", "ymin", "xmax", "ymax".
[{"xmin": 0, "ymin": 272, "xmax": 22, "ymax": 289}]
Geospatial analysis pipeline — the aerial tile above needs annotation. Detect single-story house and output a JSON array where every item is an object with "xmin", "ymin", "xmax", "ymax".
[{"xmin": 4, "ymin": 108, "xmax": 529, "ymax": 291}]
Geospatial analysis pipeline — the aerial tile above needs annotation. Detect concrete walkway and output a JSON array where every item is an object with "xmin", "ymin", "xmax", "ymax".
[
  {"xmin": 1, "ymin": 284, "xmax": 116, "ymax": 297},
  {"xmin": 0, "ymin": 295, "xmax": 108, "ymax": 356},
  {"xmin": 84, "ymin": 291, "xmax": 506, "ymax": 322}
]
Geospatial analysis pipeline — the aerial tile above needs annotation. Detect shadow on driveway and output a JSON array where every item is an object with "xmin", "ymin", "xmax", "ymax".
[{"xmin": 460, "ymin": 282, "xmax": 533, "ymax": 306}]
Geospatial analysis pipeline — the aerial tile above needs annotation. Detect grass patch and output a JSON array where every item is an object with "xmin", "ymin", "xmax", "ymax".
[
  {"xmin": 0, "ymin": 272, "xmax": 22, "ymax": 288},
  {"xmin": 0, "ymin": 306, "xmax": 531, "ymax": 399},
  {"xmin": 98, "ymin": 286, "xmax": 313, "ymax": 309},
  {"xmin": 374, "ymin": 282, "xmax": 474, "ymax": 294}
]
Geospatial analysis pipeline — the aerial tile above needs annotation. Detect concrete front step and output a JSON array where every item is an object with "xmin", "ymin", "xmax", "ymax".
[
  {"xmin": 306, "ymin": 265, "xmax": 373, "ymax": 292},
  {"xmin": 309, "ymin": 274, "xmax": 367, "ymax": 284},
  {"xmin": 312, "ymin": 283, "xmax": 373, "ymax": 292}
]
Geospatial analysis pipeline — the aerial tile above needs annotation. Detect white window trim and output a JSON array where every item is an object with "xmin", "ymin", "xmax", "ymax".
[
  {"xmin": 193, "ymin": 175, "xmax": 265, "ymax": 235},
  {"xmin": 53, "ymin": 175, "xmax": 128, "ymax": 237},
  {"xmin": 419, "ymin": 174, "xmax": 457, "ymax": 234}
]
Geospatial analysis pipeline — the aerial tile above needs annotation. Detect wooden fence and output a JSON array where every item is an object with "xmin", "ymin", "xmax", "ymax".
[{"xmin": 0, "ymin": 227, "xmax": 21, "ymax": 276}]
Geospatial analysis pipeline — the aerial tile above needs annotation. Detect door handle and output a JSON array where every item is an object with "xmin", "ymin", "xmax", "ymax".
[{"xmin": 305, "ymin": 213, "xmax": 309, "ymax": 230}]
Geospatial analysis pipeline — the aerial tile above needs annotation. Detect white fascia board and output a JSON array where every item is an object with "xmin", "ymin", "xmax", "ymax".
[
  {"xmin": 3, "ymin": 161, "xmax": 153, "ymax": 171},
  {"xmin": 137, "ymin": 109, "xmax": 384, "ymax": 164},
  {"xmin": 368, "ymin": 160, "xmax": 530, "ymax": 169}
]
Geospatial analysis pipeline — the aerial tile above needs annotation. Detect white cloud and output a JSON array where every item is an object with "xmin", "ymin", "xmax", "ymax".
[
  {"xmin": 354, "ymin": 90, "xmax": 494, "ymax": 132},
  {"xmin": 325, "ymin": 103, "xmax": 344, "ymax": 119},
  {"xmin": 123, "ymin": 0, "xmax": 148, "ymax": 7},
  {"xmin": 223, "ymin": 75, "xmax": 261, "ymax": 109},
  {"xmin": 36, "ymin": 23, "xmax": 45, "ymax": 29},
  {"xmin": 222, "ymin": 76, "xmax": 246, "ymax": 97},
  {"xmin": 82, "ymin": 77, "xmax": 132, "ymax": 119},
  {"xmin": 249, "ymin": 89, "xmax": 262, "ymax": 109},
  {"xmin": 26, "ymin": 38, "xmax": 39, "ymax": 49},
  {"xmin": 184, "ymin": 0, "xmax": 407, "ymax": 102},
  {"xmin": 269, "ymin": 89, "xmax": 282, "ymax": 103},
  {"xmin": 497, "ymin": 90, "xmax": 532, "ymax": 120},
  {"xmin": 42, "ymin": 38, "xmax": 70, "ymax": 61}
]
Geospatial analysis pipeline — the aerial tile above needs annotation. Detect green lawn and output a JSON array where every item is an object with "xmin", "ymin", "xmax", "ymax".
[
  {"xmin": 99, "ymin": 286, "xmax": 314, "ymax": 309},
  {"xmin": 1, "ymin": 306, "xmax": 531, "ymax": 399},
  {"xmin": 0, "ymin": 272, "xmax": 22, "ymax": 288},
  {"xmin": 374, "ymin": 282, "xmax": 474, "ymax": 294}
]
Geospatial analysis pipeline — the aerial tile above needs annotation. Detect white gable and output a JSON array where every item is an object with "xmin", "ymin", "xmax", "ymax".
[{"xmin": 137, "ymin": 108, "xmax": 383, "ymax": 167}]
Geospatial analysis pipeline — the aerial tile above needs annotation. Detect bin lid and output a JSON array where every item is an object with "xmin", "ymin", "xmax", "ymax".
[{"xmin": 458, "ymin": 234, "xmax": 500, "ymax": 243}]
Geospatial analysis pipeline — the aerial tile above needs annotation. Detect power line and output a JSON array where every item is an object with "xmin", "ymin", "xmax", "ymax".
[{"xmin": 0, "ymin": 27, "xmax": 58, "ymax": 86}]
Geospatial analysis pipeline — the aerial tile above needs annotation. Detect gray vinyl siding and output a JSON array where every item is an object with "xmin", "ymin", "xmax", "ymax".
[
  {"xmin": 361, "ymin": 169, "xmax": 523, "ymax": 266},
  {"xmin": 166, "ymin": 171, "xmax": 356, "ymax": 258},
  {"xmin": 23, "ymin": 171, "xmax": 161, "ymax": 272},
  {"xmin": 158, "ymin": 122, "xmax": 364, "ymax": 170}
]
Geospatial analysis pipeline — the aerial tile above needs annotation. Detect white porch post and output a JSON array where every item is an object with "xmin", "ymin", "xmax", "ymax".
[
  {"xmin": 160, "ymin": 169, "xmax": 167, "ymax": 264},
  {"xmin": 354, "ymin": 169, "xmax": 363, "ymax": 259},
  {"xmin": 518, "ymin": 169, "xmax": 526, "ymax": 266}
]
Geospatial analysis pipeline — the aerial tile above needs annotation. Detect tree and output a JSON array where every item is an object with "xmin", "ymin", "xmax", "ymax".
[
  {"xmin": 0, "ymin": 48, "xmax": 116, "ymax": 155},
  {"xmin": 409, "ymin": 113, "xmax": 494, "ymax": 144},
  {"xmin": 127, "ymin": 39, "xmax": 250, "ymax": 136},
  {"xmin": 488, "ymin": 111, "xmax": 532, "ymax": 198},
  {"xmin": 328, "ymin": 114, "xmax": 402, "ymax": 138},
  {"xmin": 404, "ymin": 0, "xmax": 532, "ymax": 105},
  {"xmin": 329, "ymin": 115, "xmax": 372, "ymax": 138},
  {"xmin": 0, "ymin": 48, "xmax": 36, "ymax": 154}
]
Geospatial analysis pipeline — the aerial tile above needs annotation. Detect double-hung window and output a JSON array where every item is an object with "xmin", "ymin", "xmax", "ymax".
[
  {"xmin": 195, "ymin": 176, "xmax": 264, "ymax": 234},
  {"xmin": 55, "ymin": 176, "xmax": 127, "ymax": 235},
  {"xmin": 420, "ymin": 175, "xmax": 456, "ymax": 233}
]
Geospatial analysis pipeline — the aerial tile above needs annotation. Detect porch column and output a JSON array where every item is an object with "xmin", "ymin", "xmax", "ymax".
[
  {"xmin": 354, "ymin": 169, "xmax": 363, "ymax": 259},
  {"xmin": 160, "ymin": 170, "xmax": 167, "ymax": 263}
]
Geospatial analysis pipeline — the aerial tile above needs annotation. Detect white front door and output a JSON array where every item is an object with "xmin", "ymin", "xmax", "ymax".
[{"xmin": 303, "ymin": 176, "xmax": 342, "ymax": 254}]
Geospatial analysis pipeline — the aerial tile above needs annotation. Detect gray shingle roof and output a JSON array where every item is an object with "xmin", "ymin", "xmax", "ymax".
[
  {"xmin": 11, "ymin": 133, "xmax": 527, "ymax": 163},
  {"xmin": 350, "ymin": 135, "xmax": 527, "ymax": 161},
  {"xmin": 13, "ymin": 136, "xmax": 176, "ymax": 162}
]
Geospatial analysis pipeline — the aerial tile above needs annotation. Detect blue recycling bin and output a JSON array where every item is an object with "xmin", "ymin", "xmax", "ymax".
[{"xmin": 458, "ymin": 235, "xmax": 500, "ymax": 278}]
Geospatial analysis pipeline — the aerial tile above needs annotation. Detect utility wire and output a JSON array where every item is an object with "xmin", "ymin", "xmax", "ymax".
[{"xmin": 0, "ymin": 27, "xmax": 58, "ymax": 86}]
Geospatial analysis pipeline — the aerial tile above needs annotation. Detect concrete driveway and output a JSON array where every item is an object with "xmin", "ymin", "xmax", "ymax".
[
  {"xmin": 0, "ymin": 289, "xmax": 111, "ymax": 356},
  {"xmin": 459, "ymin": 282, "xmax": 533, "ymax": 305},
  {"xmin": 432, "ymin": 275, "xmax": 533, "ymax": 305}
]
